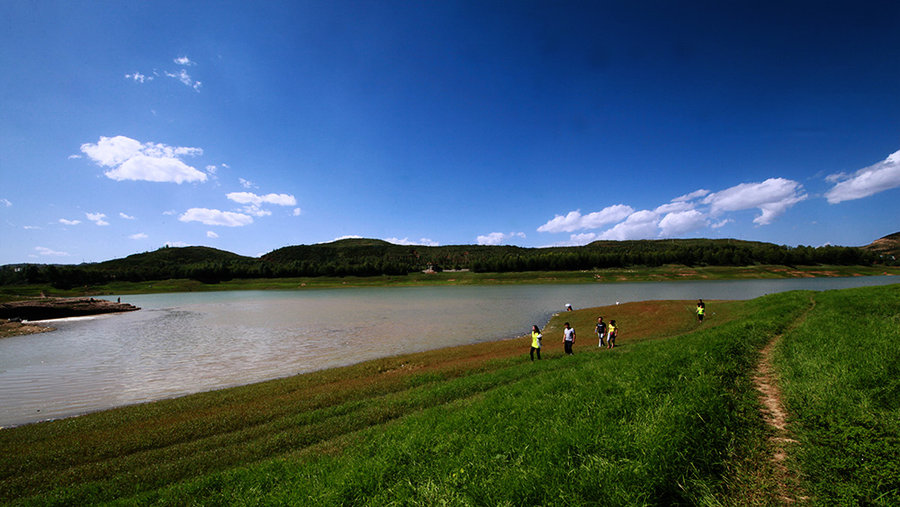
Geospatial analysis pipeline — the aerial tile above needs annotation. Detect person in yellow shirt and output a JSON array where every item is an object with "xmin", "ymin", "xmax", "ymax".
[
  {"xmin": 607, "ymin": 320, "xmax": 618, "ymax": 349},
  {"xmin": 530, "ymin": 324, "xmax": 542, "ymax": 361},
  {"xmin": 697, "ymin": 300, "xmax": 706, "ymax": 323}
]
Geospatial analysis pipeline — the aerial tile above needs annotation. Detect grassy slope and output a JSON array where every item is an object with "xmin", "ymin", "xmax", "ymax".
[
  {"xmin": 1, "ymin": 286, "xmax": 896, "ymax": 505},
  {"xmin": 774, "ymin": 284, "xmax": 900, "ymax": 504},
  {"xmin": 0, "ymin": 293, "xmax": 798, "ymax": 505}
]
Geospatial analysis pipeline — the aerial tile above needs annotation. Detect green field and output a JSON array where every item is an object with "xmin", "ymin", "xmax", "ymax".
[{"xmin": 1, "ymin": 285, "xmax": 897, "ymax": 505}]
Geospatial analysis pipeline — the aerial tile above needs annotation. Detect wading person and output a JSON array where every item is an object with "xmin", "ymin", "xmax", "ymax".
[
  {"xmin": 607, "ymin": 320, "xmax": 618, "ymax": 349},
  {"xmin": 530, "ymin": 325, "xmax": 542, "ymax": 361},
  {"xmin": 595, "ymin": 316, "xmax": 607, "ymax": 348},
  {"xmin": 697, "ymin": 300, "xmax": 705, "ymax": 323},
  {"xmin": 563, "ymin": 322, "xmax": 576, "ymax": 355}
]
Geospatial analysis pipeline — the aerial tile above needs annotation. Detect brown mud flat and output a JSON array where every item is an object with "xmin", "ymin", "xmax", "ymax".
[
  {"xmin": 0, "ymin": 297, "xmax": 140, "ymax": 321},
  {"xmin": 0, "ymin": 319, "xmax": 54, "ymax": 338}
]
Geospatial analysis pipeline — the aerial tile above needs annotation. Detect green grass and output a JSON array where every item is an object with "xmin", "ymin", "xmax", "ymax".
[
  {"xmin": 1, "ymin": 286, "xmax": 897, "ymax": 505},
  {"xmin": 774, "ymin": 284, "xmax": 900, "ymax": 505}
]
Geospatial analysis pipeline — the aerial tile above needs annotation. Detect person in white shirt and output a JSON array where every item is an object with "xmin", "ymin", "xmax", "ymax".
[{"xmin": 563, "ymin": 322, "xmax": 576, "ymax": 355}]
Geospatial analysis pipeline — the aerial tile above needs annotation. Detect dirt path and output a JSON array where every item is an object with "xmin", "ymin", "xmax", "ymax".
[{"xmin": 751, "ymin": 299, "xmax": 814, "ymax": 504}]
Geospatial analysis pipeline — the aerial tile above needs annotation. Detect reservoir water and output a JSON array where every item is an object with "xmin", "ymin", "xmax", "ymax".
[{"xmin": 1, "ymin": 276, "xmax": 895, "ymax": 427}]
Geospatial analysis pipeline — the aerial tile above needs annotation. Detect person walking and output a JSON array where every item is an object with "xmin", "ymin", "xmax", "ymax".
[
  {"xmin": 607, "ymin": 320, "xmax": 618, "ymax": 349},
  {"xmin": 530, "ymin": 325, "xmax": 542, "ymax": 361},
  {"xmin": 595, "ymin": 316, "xmax": 607, "ymax": 348},
  {"xmin": 563, "ymin": 322, "xmax": 576, "ymax": 355},
  {"xmin": 697, "ymin": 300, "xmax": 706, "ymax": 323}
]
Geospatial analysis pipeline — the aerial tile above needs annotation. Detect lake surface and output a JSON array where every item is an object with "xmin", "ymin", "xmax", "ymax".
[{"xmin": 1, "ymin": 276, "xmax": 896, "ymax": 427}]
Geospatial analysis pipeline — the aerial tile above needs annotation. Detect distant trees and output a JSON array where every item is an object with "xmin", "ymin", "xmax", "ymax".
[{"xmin": 0, "ymin": 240, "xmax": 884, "ymax": 289}]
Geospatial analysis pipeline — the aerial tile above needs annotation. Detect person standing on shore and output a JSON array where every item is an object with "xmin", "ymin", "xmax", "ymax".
[
  {"xmin": 563, "ymin": 322, "xmax": 576, "ymax": 355},
  {"xmin": 595, "ymin": 317, "xmax": 607, "ymax": 348},
  {"xmin": 607, "ymin": 320, "xmax": 618, "ymax": 349},
  {"xmin": 530, "ymin": 325, "xmax": 542, "ymax": 361}
]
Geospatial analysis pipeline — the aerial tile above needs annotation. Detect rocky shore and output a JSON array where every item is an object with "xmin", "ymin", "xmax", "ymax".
[{"xmin": 0, "ymin": 297, "xmax": 140, "ymax": 322}]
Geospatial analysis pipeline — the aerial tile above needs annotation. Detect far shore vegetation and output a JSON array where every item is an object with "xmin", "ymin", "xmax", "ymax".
[
  {"xmin": 2, "ymin": 284, "xmax": 897, "ymax": 504},
  {"xmin": 1, "ymin": 236, "xmax": 897, "ymax": 299}
]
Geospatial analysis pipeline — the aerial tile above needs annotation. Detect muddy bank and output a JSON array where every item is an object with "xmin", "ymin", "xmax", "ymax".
[{"xmin": 0, "ymin": 298, "xmax": 140, "ymax": 321}]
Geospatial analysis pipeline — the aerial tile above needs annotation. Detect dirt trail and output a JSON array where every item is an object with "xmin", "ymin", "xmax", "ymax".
[{"xmin": 752, "ymin": 298, "xmax": 815, "ymax": 504}]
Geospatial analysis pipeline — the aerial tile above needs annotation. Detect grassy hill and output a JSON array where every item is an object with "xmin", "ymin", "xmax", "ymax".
[{"xmin": 3, "ymin": 284, "xmax": 897, "ymax": 504}]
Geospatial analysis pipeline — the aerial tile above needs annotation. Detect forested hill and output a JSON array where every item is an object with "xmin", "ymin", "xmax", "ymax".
[{"xmin": 0, "ymin": 237, "xmax": 890, "ymax": 288}]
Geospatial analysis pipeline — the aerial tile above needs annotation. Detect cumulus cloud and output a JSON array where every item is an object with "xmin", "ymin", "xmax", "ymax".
[
  {"xmin": 129, "ymin": 233, "xmax": 148, "ymax": 240},
  {"xmin": 81, "ymin": 135, "xmax": 207, "ymax": 183},
  {"xmin": 86, "ymin": 212, "xmax": 109, "ymax": 226},
  {"xmin": 226, "ymin": 191, "xmax": 296, "ymax": 217},
  {"xmin": 292, "ymin": 208, "xmax": 302, "ymax": 216},
  {"xmin": 537, "ymin": 204, "xmax": 634, "ymax": 233},
  {"xmin": 825, "ymin": 149, "xmax": 900, "ymax": 204},
  {"xmin": 179, "ymin": 208, "xmax": 253, "ymax": 227},
  {"xmin": 477, "ymin": 231, "xmax": 526, "ymax": 246},
  {"xmin": 174, "ymin": 56, "xmax": 195, "ymax": 66},
  {"xmin": 239, "ymin": 178, "xmax": 255, "ymax": 189},
  {"xmin": 672, "ymin": 189, "xmax": 710, "ymax": 202},
  {"xmin": 35, "ymin": 246, "xmax": 69, "ymax": 257},
  {"xmin": 658, "ymin": 209, "xmax": 708, "ymax": 237},
  {"xmin": 386, "ymin": 237, "xmax": 440, "ymax": 246},
  {"xmin": 598, "ymin": 210, "xmax": 661, "ymax": 240},
  {"xmin": 703, "ymin": 178, "xmax": 806, "ymax": 225},
  {"xmin": 59, "ymin": 218, "xmax": 81, "ymax": 226},
  {"xmin": 226, "ymin": 192, "xmax": 297, "ymax": 207}
]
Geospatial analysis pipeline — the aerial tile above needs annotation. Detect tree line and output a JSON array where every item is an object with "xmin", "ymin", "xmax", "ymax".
[{"xmin": 0, "ymin": 239, "xmax": 886, "ymax": 289}]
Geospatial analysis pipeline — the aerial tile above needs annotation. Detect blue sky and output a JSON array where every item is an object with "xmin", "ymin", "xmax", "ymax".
[{"xmin": 2, "ymin": 1, "xmax": 899, "ymax": 265}]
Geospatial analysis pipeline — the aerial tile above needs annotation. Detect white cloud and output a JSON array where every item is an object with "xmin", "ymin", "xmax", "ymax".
[
  {"xmin": 658, "ymin": 210, "xmax": 708, "ymax": 237},
  {"xmin": 68, "ymin": 154, "xmax": 82, "ymax": 160},
  {"xmin": 81, "ymin": 136, "xmax": 207, "ymax": 184},
  {"xmin": 129, "ymin": 233, "xmax": 148, "ymax": 240},
  {"xmin": 119, "ymin": 212, "xmax": 136, "ymax": 220},
  {"xmin": 165, "ymin": 69, "xmax": 202, "ymax": 91},
  {"xmin": 332, "ymin": 235, "xmax": 363, "ymax": 241},
  {"xmin": 86, "ymin": 212, "xmax": 109, "ymax": 226},
  {"xmin": 598, "ymin": 210, "xmax": 660, "ymax": 240},
  {"xmin": 205, "ymin": 165, "xmax": 218, "ymax": 174},
  {"xmin": 166, "ymin": 241, "xmax": 189, "ymax": 248},
  {"xmin": 174, "ymin": 56, "xmax": 195, "ymax": 66},
  {"xmin": 24, "ymin": 225, "xmax": 40, "ymax": 230},
  {"xmin": 672, "ymin": 189, "xmax": 710, "ymax": 202},
  {"xmin": 703, "ymin": 178, "xmax": 806, "ymax": 225},
  {"xmin": 239, "ymin": 178, "xmax": 254, "ymax": 189},
  {"xmin": 207, "ymin": 231, "xmax": 219, "ymax": 238},
  {"xmin": 386, "ymin": 237, "xmax": 440, "ymax": 246},
  {"xmin": 125, "ymin": 72, "xmax": 153, "ymax": 83},
  {"xmin": 179, "ymin": 208, "xmax": 253, "ymax": 227},
  {"xmin": 537, "ymin": 204, "xmax": 634, "ymax": 233},
  {"xmin": 35, "ymin": 246, "xmax": 69, "ymax": 257},
  {"xmin": 825, "ymin": 149, "xmax": 900, "ymax": 204},
  {"xmin": 711, "ymin": 219, "xmax": 732, "ymax": 229},
  {"xmin": 226, "ymin": 192, "xmax": 297, "ymax": 207},
  {"xmin": 59, "ymin": 218, "xmax": 81, "ymax": 226},
  {"xmin": 477, "ymin": 231, "xmax": 526, "ymax": 245},
  {"xmin": 1, "ymin": 198, "xmax": 11, "ymax": 207},
  {"xmin": 292, "ymin": 208, "xmax": 302, "ymax": 216}
]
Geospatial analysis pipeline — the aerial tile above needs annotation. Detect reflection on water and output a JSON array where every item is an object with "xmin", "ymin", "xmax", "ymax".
[{"xmin": 0, "ymin": 276, "xmax": 895, "ymax": 427}]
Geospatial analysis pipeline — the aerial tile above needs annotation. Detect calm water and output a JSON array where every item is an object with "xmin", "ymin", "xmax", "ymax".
[{"xmin": 1, "ymin": 276, "xmax": 895, "ymax": 427}]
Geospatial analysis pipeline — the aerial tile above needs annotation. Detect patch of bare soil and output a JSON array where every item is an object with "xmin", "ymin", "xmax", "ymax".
[{"xmin": 0, "ymin": 319, "xmax": 54, "ymax": 338}]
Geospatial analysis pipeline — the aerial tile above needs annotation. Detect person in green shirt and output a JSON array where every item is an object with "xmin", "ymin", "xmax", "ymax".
[{"xmin": 697, "ymin": 299, "xmax": 706, "ymax": 323}]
